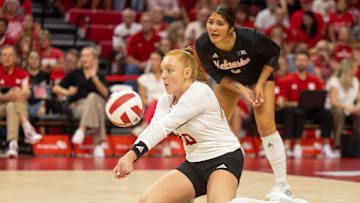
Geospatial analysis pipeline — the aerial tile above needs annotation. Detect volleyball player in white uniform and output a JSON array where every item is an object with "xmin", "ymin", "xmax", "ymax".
[{"xmin": 113, "ymin": 48, "xmax": 308, "ymax": 203}]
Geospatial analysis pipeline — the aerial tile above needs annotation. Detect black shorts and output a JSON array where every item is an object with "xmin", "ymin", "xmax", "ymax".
[{"xmin": 175, "ymin": 148, "xmax": 244, "ymax": 197}]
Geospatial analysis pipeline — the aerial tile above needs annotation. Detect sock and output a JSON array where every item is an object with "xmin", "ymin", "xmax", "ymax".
[
  {"xmin": 230, "ymin": 197, "xmax": 270, "ymax": 203},
  {"xmin": 261, "ymin": 131, "xmax": 287, "ymax": 186},
  {"xmin": 22, "ymin": 120, "xmax": 34, "ymax": 135}
]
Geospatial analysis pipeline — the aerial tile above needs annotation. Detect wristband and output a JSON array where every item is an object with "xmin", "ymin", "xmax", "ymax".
[{"xmin": 130, "ymin": 141, "xmax": 148, "ymax": 162}]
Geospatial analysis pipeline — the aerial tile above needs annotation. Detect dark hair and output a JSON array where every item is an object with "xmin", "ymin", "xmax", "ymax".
[
  {"xmin": 208, "ymin": 4, "xmax": 235, "ymax": 28},
  {"xmin": 301, "ymin": 11, "xmax": 318, "ymax": 38},
  {"xmin": 0, "ymin": 17, "xmax": 8, "ymax": 27},
  {"xmin": 295, "ymin": 50, "xmax": 310, "ymax": 58},
  {"xmin": 236, "ymin": 4, "xmax": 250, "ymax": 23}
]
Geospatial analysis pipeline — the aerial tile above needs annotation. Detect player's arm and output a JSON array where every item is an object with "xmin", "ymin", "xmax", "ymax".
[{"xmin": 131, "ymin": 86, "xmax": 210, "ymax": 160}]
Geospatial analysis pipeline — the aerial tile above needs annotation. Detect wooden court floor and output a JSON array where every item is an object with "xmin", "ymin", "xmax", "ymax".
[{"xmin": 1, "ymin": 170, "xmax": 359, "ymax": 203}]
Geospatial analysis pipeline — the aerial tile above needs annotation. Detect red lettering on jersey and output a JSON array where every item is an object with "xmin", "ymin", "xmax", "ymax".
[{"xmin": 181, "ymin": 133, "xmax": 197, "ymax": 145}]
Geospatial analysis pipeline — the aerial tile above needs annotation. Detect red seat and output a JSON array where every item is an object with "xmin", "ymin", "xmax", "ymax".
[
  {"xmin": 66, "ymin": 9, "xmax": 142, "ymax": 25},
  {"xmin": 82, "ymin": 24, "xmax": 115, "ymax": 41},
  {"xmin": 98, "ymin": 40, "xmax": 113, "ymax": 59}
]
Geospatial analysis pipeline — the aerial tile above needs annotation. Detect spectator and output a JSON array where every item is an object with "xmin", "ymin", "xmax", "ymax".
[
  {"xmin": 309, "ymin": 40, "xmax": 336, "ymax": 82},
  {"xmin": 277, "ymin": 51, "xmax": 335, "ymax": 158},
  {"xmin": 328, "ymin": 0, "xmax": 355, "ymax": 42},
  {"xmin": 124, "ymin": 12, "xmax": 161, "ymax": 91},
  {"xmin": 326, "ymin": 58, "xmax": 360, "ymax": 157},
  {"xmin": 333, "ymin": 26, "xmax": 353, "ymax": 63},
  {"xmin": 290, "ymin": 0, "xmax": 325, "ymax": 39},
  {"xmin": 0, "ymin": 17, "xmax": 14, "ymax": 48},
  {"xmin": 312, "ymin": 0, "xmax": 336, "ymax": 22},
  {"xmin": 0, "ymin": 46, "xmax": 42, "ymax": 158},
  {"xmin": 14, "ymin": 14, "xmax": 39, "ymax": 50},
  {"xmin": 0, "ymin": 0, "xmax": 31, "ymax": 14},
  {"xmin": 264, "ymin": 7, "xmax": 292, "ymax": 43},
  {"xmin": 50, "ymin": 48, "xmax": 79, "ymax": 85},
  {"xmin": 353, "ymin": 43, "xmax": 360, "ymax": 81},
  {"xmin": 147, "ymin": 0, "xmax": 181, "ymax": 22},
  {"xmin": 26, "ymin": 50, "xmax": 50, "ymax": 118},
  {"xmin": 150, "ymin": 6, "xmax": 168, "ymax": 38},
  {"xmin": 234, "ymin": 4, "xmax": 255, "ymax": 28},
  {"xmin": 1, "ymin": 0, "xmax": 24, "ymax": 39},
  {"xmin": 240, "ymin": 0, "xmax": 267, "ymax": 16},
  {"xmin": 178, "ymin": 0, "xmax": 196, "ymax": 23},
  {"xmin": 157, "ymin": 37, "xmax": 173, "ymax": 56},
  {"xmin": 52, "ymin": 47, "xmax": 109, "ymax": 158},
  {"xmin": 166, "ymin": 20, "xmax": 188, "ymax": 50},
  {"xmin": 15, "ymin": 32, "xmax": 32, "ymax": 69},
  {"xmin": 63, "ymin": 49, "xmax": 79, "ymax": 75},
  {"xmin": 114, "ymin": 0, "xmax": 144, "ymax": 11},
  {"xmin": 184, "ymin": 6, "xmax": 209, "ymax": 45},
  {"xmin": 38, "ymin": 29, "xmax": 65, "ymax": 74},
  {"xmin": 292, "ymin": 11, "xmax": 324, "ymax": 48},
  {"xmin": 113, "ymin": 8, "xmax": 141, "ymax": 58},
  {"xmin": 254, "ymin": 0, "xmax": 289, "ymax": 33},
  {"xmin": 112, "ymin": 8, "xmax": 141, "ymax": 74},
  {"xmin": 286, "ymin": 41, "xmax": 315, "ymax": 73}
]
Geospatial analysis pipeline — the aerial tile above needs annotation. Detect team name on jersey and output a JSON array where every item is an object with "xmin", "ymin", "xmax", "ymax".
[{"xmin": 213, "ymin": 58, "xmax": 251, "ymax": 71}]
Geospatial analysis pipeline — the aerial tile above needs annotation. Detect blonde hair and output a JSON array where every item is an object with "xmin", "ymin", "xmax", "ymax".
[
  {"xmin": 165, "ymin": 47, "xmax": 230, "ymax": 122},
  {"xmin": 165, "ymin": 47, "xmax": 212, "ymax": 87},
  {"xmin": 167, "ymin": 21, "xmax": 185, "ymax": 47},
  {"xmin": 333, "ymin": 58, "xmax": 355, "ymax": 91},
  {"xmin": 80, "ymin": 46, "xmax": 99, "ymax": 69}
]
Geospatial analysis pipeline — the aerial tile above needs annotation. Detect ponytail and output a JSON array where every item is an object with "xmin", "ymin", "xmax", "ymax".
[{"xmin": 183, "ymin": 47, "xmax": 212, "ymax": 88}]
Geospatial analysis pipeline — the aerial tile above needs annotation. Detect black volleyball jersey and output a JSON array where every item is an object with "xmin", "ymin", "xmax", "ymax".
[{"xmin": 196, "ymin": 26, "xmax": 280, "ymax": 86}]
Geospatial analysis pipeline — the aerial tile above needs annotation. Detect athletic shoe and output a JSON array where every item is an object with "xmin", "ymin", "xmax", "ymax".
[
  {"xmin": 266, "ymin": 183, "xmax": 293, "ymax": 200},
  {"xmin": 72, "ymin": 128, "xmax": 85, "ymax": 145},
  {"xmin": 25, "ymin": 131, "xmax": 43, "ymax": 144},
  {"xmin": 293, "ymin": 144, "xmax": 302, "ymax": 158},
  {"xmin": 269, "ymin": 194, "xmax": 308, "ymax": 203},
  {"xmin": 6, "ymin": 140, "xmax": 18, "ymax": 158},
  {"xmin": 322, "ymin": 144, "xmax": 336, "ymax": 159},
  {"xmin": 93, "ymin": 143, "xmax": 105, "ymax": 158},
  {"xmin": 286, "ymin": 148, "xmax": 293, "ymax": 158}
]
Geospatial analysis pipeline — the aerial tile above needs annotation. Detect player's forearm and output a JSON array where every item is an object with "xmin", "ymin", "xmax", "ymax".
[
  {"xmin": 220, "ymin": 76, "xmax": 247, "ymax": 95},
  {"xmin": 256, "ymin": 65, "xmax": 274, "ymax": 86}
]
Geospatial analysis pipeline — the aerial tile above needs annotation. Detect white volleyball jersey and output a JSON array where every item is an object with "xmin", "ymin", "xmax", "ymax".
[{"xmin": 136, "ymin": 81, "xmax": 241, "ymax": 162}]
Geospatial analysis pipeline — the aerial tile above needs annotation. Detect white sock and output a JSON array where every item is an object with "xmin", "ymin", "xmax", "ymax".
[
  {"xmin": 230, "ymin": 197, "xmax": 270, "ymax": 203},
  {"xmin": 261, "ymin": 131, "xmax": 287, "ymax": 185},
  {"xmin": 22, "ymin": 120, "xmax": 34, "ymax": 135}
]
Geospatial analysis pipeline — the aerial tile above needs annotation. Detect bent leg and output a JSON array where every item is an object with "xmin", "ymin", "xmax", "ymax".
[
  {"xmin": 207, "ymin": 170, "xmax": 238, "ymax": 203},
  {"xmin": 213, "ymin": 84, "xmax": 241, "ymax": 120},
  {"xmin": 139, "ymin": 170, "xmax": 195, "ymax": 203}
]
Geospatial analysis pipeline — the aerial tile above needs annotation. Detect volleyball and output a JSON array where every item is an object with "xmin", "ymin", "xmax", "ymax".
[{"xmin": 105, "ymin": 90, "xmax": 144, "ymax": 127}]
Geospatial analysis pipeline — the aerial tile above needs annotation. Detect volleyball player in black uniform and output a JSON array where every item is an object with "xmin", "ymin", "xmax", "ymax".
[{"xmin": 196, "ymin": 4, "xmax": 295, "ymax": 201}]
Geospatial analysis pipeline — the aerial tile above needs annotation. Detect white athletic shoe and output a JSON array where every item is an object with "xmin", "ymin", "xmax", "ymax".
[
  {"xmin": 270, "ymin": 194, "xmax": 308, "ymax": 203},
  {"xmin": 293, "ymin": 144, "xmax": 302, "ymax": 158},
  {"xmin": 93, "ymin": 143, "xmax": 105, "ymax": 158},
  {"xmin": 322, "ymin": 144, "xmax": 336, "ymax": 159},
  {"xmin": 25, "ymin": 131, "xmax": 43, "ymax": 144},
  {"xmin": 266, "ymin": 183, "xmax": 293, "ymax": 200},
  {"xmin": 72, "ymin": 128, "xmax": 85, "ymax": 145},
  {"xmin": 286, "ymin": 148, "xmax": 293, "ymax": 158},
  {"xmin": 7, "ymin": 140, "xmax": 18, "ymax": 158}
]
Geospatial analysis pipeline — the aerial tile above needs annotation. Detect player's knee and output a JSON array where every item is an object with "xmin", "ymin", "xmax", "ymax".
[{"xmin": 138, "ymin": 192, "xmax": 150, "ymax": 203}]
